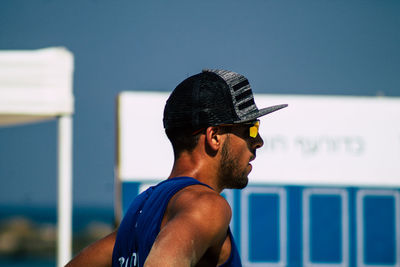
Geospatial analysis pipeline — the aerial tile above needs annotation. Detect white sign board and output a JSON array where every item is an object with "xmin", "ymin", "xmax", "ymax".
[
  {"xmin": 117, "ymin": 92, "xmax": 400, "ymax": 187},
  {"xmin": 0, "ymin": 47, "xmax": 74, "ymax": 126}
]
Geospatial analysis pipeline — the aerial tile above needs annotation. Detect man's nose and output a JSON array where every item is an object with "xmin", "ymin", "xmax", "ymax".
[{"xmin": 253, "ymin": 134, "xmax": 264, "ymax": 149}]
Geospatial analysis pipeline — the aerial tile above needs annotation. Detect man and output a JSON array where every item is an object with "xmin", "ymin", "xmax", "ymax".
[{"xmin": 66, "ymin": 69, "xmax": 287, "ymax": 267}]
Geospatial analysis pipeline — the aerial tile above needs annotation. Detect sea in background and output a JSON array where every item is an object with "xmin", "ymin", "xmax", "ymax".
[
  {"xmin": 0, "ymin": 259, "xmax": 55, "ymax": 267},
  {"xmin": 0, "ymin": 205, "xmax": 115, "ymax": 267}
]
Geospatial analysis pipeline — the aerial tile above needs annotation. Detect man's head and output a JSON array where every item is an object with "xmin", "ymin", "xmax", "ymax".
[{"xmin": 163, "ymin": 69, "xmax": 287, "ymax": 157}]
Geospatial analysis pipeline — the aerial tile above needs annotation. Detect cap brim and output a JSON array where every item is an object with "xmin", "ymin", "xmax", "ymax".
[{"xmin": 235, "ymin": 104, "xmax": 288, "ymax": 123}]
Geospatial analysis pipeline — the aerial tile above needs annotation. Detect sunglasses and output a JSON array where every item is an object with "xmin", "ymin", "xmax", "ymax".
[
  {"xmin": 192, "ymin": 120, "xmax": 260, "ymax": 138},
  {"xmin": 219, "ymin": 120, "xmax": 260, "ymax": 138}
]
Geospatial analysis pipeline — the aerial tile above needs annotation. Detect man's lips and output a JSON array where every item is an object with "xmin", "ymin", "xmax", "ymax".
[{"xmin": 249, "ymin": 155, "xmax": 256, "ymax": 162}]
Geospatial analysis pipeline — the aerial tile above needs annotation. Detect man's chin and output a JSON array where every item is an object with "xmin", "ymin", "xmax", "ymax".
[{"xmin": 232, "ymin": 176, "xmax": 249, "ymax": 190}]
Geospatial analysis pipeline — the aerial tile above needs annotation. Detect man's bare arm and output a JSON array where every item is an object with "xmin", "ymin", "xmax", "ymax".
[{"xmin": 65, "ymin": 230, "xmax": 117, "ymax": 267}]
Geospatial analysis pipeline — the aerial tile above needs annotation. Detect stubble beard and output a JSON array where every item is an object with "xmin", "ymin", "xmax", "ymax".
[{"xmin": 218, "ymin": 136, "xmax": 249, "ymax": 190}]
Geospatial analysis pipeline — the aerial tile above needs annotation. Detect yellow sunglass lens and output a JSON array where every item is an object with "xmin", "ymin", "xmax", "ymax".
[{"xmin": 249, "ymin": 121, "xmax": 260, "ymax": 138}]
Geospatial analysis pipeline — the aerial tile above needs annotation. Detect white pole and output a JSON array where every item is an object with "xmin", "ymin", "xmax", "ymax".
[{"xmin": 57, "ymin": 115, "xmax": 73, "ymax": 267}]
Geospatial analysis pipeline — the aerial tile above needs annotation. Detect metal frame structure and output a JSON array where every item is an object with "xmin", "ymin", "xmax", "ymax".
[{"xmin": 0, "ymin": 47, "xmax": 74, "ymax": 267}]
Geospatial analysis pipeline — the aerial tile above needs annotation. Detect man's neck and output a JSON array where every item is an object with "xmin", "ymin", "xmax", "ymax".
[{"xmin": 168, "ymin": 151, "xmax": 223, "ymax": 193}]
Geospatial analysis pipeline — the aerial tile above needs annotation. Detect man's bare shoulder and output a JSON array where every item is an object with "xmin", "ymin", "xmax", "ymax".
[{"xmin": 166, "ymin": 184, "xmax": 232, "ymax": 227}]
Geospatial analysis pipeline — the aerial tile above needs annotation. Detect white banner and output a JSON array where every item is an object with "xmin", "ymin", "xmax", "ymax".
[
  {"xmin": 117, "ymin": 92, "xmax": 400, "ymax": 187},
  {"xmin": 0, "ymin": 47, "xmax": 74, "ymax": 126}
]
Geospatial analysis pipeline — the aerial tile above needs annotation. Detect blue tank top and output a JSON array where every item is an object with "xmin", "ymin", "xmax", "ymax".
[{"xmin": 112, "ymin": 176, "xmax": 242, "ymax": 267}]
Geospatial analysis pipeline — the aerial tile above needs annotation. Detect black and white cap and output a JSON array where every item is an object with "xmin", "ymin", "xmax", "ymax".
[{"xmin": 163, "ymin": 69, "xmax": 288, "ymax": 130}]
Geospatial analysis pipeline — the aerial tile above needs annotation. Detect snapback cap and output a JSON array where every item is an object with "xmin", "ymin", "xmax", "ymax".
[{"xmin": 163, "ymin": 69, "xmax": 288, "ymax": 130}]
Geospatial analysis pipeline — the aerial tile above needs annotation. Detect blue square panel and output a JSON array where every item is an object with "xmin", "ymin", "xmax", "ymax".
[
  {"xmin": 249, "ymin": 193, "xmax": 280, "ymax": 262},
  {"xmin": 364, "ymin": 195, "xmax": 396, "ymax": 265},
  {"xmin": 310, "ymin": 195, "xmax": 342, "ymax": 263}
]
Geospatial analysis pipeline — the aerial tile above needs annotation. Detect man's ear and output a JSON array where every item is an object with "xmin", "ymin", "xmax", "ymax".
[{"xmin": 205, "ymin": 126, "xmax": 222, "ymax": 152}]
